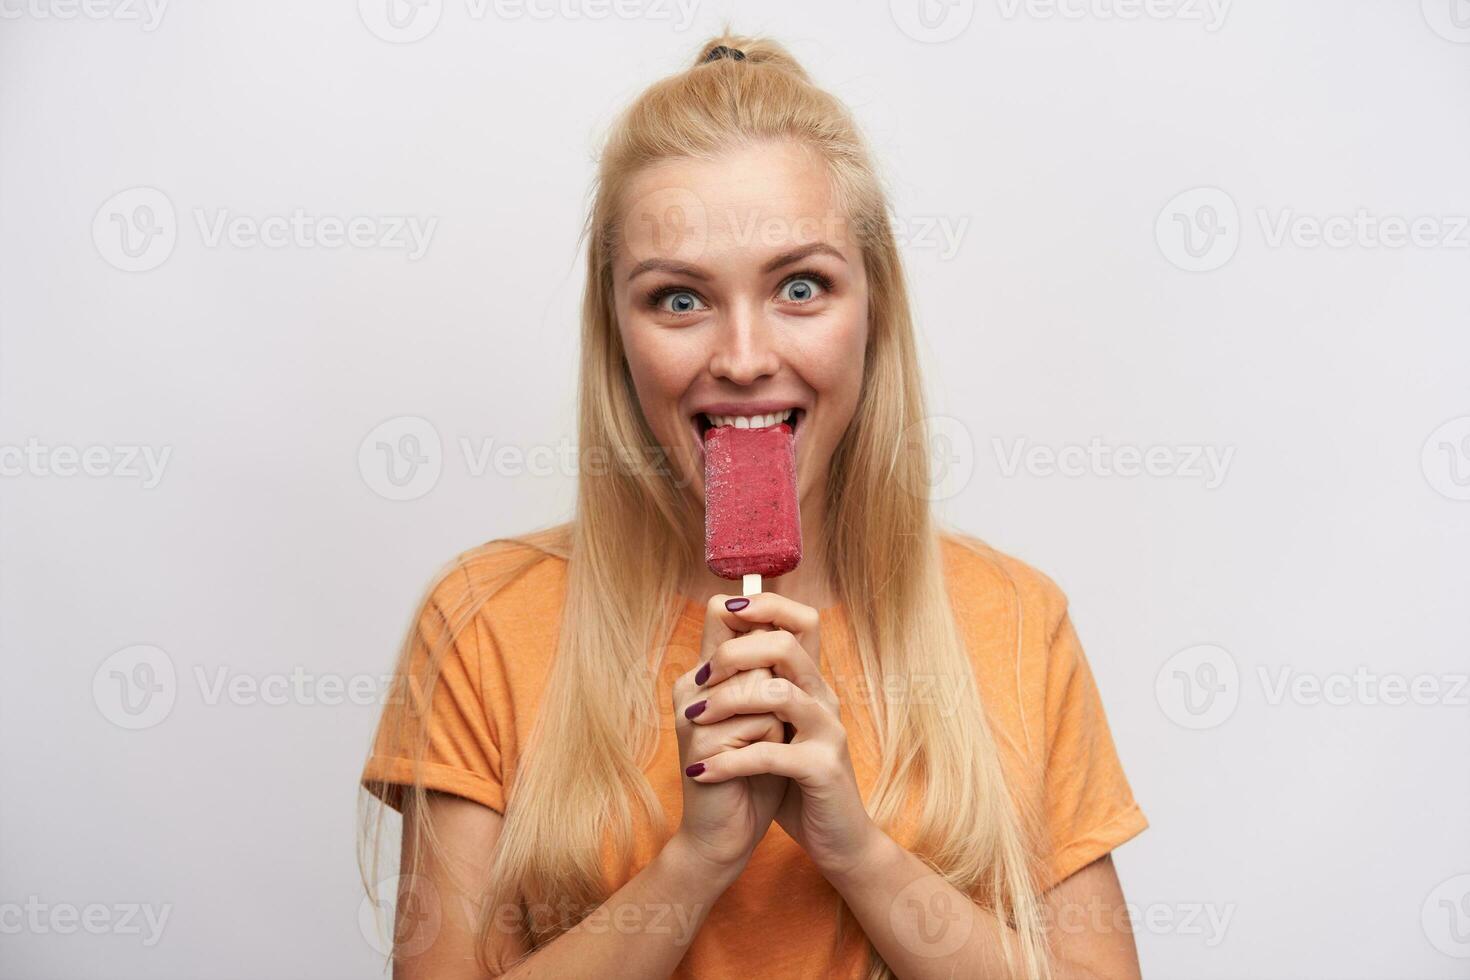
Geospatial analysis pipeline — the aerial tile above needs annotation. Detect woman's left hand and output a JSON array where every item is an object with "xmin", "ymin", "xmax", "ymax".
[{"xmin": 683, "ymin": 592, "xmax": 880, "ymax": 879}]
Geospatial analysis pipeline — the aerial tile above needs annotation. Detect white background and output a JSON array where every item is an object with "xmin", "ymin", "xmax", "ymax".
[{"xmin": 2, "ymin": 1, "xmax": 1467, "ymax": 977}]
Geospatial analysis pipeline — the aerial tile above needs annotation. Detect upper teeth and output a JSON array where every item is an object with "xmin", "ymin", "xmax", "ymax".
[{"xmin": 703, "ymin": 409, "xmax": 795, "ymax": 429}]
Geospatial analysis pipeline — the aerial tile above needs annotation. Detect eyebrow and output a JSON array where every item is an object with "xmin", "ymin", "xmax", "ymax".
[{"xmin": 624, "ymin": 242, "xmax": 847, "ymax": 283}]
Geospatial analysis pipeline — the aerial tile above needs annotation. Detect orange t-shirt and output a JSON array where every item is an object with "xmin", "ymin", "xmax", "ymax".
[{"xmin": 361, "ymin": 532, "xmax": 1147, "ymax": 977}]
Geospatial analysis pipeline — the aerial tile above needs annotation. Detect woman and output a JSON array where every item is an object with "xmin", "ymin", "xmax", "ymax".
[{"xmin": 360, "ymin": 33, "xmax": 1146, "ymax": 980}]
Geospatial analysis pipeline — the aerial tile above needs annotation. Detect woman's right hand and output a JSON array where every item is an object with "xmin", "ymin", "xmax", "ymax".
[{"xmin": 671, "ymin": 594, "xmax": 788, "ymax": 876}]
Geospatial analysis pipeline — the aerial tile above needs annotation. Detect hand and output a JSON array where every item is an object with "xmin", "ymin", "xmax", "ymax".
[
  {"xmin": 671, "ymin": 594, "xmax": 788, "ymax": 876},
  {"xmin": 682, "ymin": 593, "xmax": 880, "ymax": 880}
]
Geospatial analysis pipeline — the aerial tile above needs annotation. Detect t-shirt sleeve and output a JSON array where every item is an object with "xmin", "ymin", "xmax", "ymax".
[
  {"xmin": 360, "ymin": 568, "xmax": 507, "ymax": 815},
  {"xmin": 1039, "ymin": 608, "xmax": 1147, "ymax": 890}
]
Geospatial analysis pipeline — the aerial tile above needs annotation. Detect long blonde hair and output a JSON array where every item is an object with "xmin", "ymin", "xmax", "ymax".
[{"xmin": 361, "ymin": 31, "xmax": 1051, "ymax": 980}]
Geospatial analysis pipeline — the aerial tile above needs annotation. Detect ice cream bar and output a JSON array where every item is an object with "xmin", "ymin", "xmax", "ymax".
[{"xmin": 703, "ymin": 422, "xmax": 802, "ymax": 585}]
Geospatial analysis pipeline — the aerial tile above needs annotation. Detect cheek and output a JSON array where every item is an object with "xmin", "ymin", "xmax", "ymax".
[
  {"xmin": 794, "ymin": 305, "xmax": 868, "ymax": 407},
  {"xmin": 618, "ymin": 317, "xmax": 703, "ymax": 430}
]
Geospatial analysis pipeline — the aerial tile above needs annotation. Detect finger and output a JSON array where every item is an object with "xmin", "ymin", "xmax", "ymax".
[
  {"xmin": 709, "ymin": 593, "xmax": 785, "ymax": 641},
  {"xmin": 699, "ymin": 628, "xmax": 828, "ymax": 698},
  {"xmin": 698, "ymin": 592, "xmax": 764, "ymax": 662},
  {"xmin": 685, "ymin": 675, "xmax": 836, "ymax": 738},
  {"xmin": 687, "ymin": 711, "xmax": 785, "ymax": 758},
  {"xmin": 674, "ymin": 668, "xmax": 779, "ymax": 732},
  {"xmin": 686, "ymin": 740, "xmax": 815, "ymax": 783},
  {"xmin": 723, "ymin": 591, "xmax": 820, "ymax": 641}
]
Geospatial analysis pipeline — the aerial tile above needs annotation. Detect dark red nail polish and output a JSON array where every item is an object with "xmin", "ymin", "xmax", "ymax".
[
  {"xmin": 684, "ymin": 699, "xmax": 707, "ymax": 719},
  {"xmin": 694, "ymin": 662, "xmax": 711, "ymax": 686},
  {"xmin": 725, "ymin": 597, "xmax": 750, "ymax": 612},
  {"xmin": 685, "ymin": 762, "xmax": 706, "ymax": 777}
]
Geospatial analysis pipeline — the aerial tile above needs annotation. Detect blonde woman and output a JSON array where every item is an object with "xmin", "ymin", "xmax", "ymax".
[{"xmin": 360, "ymin": 32, "xmax": 1147, "ymax": 980}]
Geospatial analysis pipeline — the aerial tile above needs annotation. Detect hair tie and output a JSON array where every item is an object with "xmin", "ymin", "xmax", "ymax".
[{"xmin": 703, "ymin": 44, "xmax": 746, "ymax": 63}]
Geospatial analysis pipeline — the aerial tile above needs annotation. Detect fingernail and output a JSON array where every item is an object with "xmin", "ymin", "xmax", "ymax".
[
  {"xmin": 685, "ymin": 762, "xmax": 706, "ymax": 777},
  {"xmin": 725, "ymin": 597, "xmax": 750, "ymax": 612},
  {"xmin": 684, "ymin": 699, "xmax": 708, "ymax": 719},
  {"xmin": 694, "ymin": 662, "xmax": 711, "ymax": 686}
]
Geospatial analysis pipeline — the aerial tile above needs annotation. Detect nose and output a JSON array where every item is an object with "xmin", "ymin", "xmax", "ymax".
[{"xmin": 706, "ymin": 301, "xmax": 781, "ymax": 385}]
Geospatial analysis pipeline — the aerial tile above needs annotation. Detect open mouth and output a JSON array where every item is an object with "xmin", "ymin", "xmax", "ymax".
[
  {"xmin": 694, "ymin": 407, "xmax": 803, "ymax": 441},
  {"xmin": 690, "ymin": 408, "xmax": 805, "ymax": 467}
]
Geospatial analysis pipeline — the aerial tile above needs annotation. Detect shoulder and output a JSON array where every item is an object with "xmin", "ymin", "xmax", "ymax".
[
  {"xmin": 937, "ymin": 532, "xmax": 1125, "ymax": 816},
  {"xmin": 936, "ymin": 529, "xmax": 1097, "ymax": 753},
  {"xmin": 418, "ymin": 524, "xmax": 572, "ymax": 637},
  {"xmin": 937, "ymin": 530, "xmax": 1071, "ymax": 645}
]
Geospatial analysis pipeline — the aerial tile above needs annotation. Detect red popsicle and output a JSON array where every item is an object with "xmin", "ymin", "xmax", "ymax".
[{"xmin": 703, "ymin": 421, "xmax": 802, "ymax": 591}]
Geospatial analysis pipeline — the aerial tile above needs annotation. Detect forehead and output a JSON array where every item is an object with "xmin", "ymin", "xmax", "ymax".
[{"xmin": 615, "ymin": 140, "xmax": 856, "ymax": 270}]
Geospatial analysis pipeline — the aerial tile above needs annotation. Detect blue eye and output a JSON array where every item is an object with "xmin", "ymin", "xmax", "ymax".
[
  {"xmin": 654, "ymin": 290, "xmax": 708, "ymax": 315},
  {"xmin": 779, "ymin": 275, "xmax": 828, "ymax": 303}
]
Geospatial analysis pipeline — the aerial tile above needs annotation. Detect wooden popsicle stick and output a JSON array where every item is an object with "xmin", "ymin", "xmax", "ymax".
[{"xmin": 742, "ymin": 573, "xmax": 761, "ymax": 597}]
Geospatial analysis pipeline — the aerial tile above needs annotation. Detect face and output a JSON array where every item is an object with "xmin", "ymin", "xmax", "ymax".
[{"xmin": 611, "ymin": 139, "xmax": 870, "ymax": 516}]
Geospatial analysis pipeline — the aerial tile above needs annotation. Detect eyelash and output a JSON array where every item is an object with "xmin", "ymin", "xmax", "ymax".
[{"xmin": 645, "ymin": 269, "xmax": 835, "ymax": 313}]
